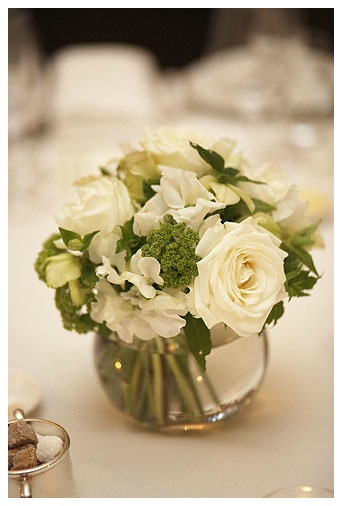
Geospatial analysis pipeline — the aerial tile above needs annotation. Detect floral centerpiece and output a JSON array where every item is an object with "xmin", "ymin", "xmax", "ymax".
[{"xmin": 35, "ymin": 126, "xmax": 321, "ymax": 429}]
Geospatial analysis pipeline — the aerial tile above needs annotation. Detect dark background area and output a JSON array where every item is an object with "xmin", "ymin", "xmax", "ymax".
[{"xmin": 26, "ymin": 8, "xmax": 334, "ymax": 69}]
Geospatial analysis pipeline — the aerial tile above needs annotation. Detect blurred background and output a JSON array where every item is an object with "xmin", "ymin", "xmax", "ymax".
[
  {"xmin": 23, "ymin": 8, "xmax": 335, "ymax": 67},
  {"xmin": 8, "ymin": 7, "xmax": 334, "ymax": 220}
]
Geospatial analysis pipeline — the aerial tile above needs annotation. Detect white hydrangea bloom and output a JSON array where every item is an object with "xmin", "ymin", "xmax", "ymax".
[
  {"xmin": 91, "ymin": 279, "xmax": 187, "ymax": 342},
  {"xmin": 96, "ymin": 249, "xmax": 163, "ymax": 299},
  {"xmin": 91, "ymin": 279, "xmax": 136, "ymax": 340}
]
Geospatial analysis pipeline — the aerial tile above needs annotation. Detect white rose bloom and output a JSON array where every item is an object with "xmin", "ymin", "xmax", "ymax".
[
  {"xmin": 191, "ymin": 217, "xmax": 288, "ymax": 336},
  {"xmin": 276, "ymin": 190, "xmax": 311, "ymax": 237},
  {"xmin": 272, "ymin": 185, "xmax": 308, "ymax": 225},
  {"xmin": 141, "ymin": 126, "xmax": 218, "ymax": 177},
  {"xmin": 239, "ymin": 164, "xmax": 308, "ymax": 224},
  {"xmin": 240, "ymin": 163, "xmax": 291, "ymax": 207},
  {"xmin": 55, "ymin": 175, "xmax": 135, "ymax": 236}
]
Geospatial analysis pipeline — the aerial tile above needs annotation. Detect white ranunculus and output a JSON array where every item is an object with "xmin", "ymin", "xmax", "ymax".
[
  {"xmin": 191, "ymin": 217, "xmax": 288, "ymax": 336},
  {"xmin": 55, "ymin": 175, "xmax": 135, "ymax": 236}
]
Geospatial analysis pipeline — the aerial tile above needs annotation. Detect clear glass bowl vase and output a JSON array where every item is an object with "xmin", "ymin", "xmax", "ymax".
[{"xmin": 94, "ymin": 323, "xmax": 268, "ymax": 432}]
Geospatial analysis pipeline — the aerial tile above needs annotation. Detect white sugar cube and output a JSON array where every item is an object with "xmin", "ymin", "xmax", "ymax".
[{"xmin": 36, "ymin": 434, "xmax": 63, "ymax": 463}]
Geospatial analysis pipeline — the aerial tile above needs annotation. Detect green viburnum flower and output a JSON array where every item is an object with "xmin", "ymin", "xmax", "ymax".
[
  {"xmin": 34, "ymin": 233, "xmax": 61, "ymax": 282},
  {"xmin": 141, "ymin": 221, "xmax": 200, "ymax": 289}
]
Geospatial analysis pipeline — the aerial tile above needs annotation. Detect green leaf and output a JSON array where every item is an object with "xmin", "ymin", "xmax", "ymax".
[
  {"xmin": 264, "ymin": 301, "xmax": 285, "ymax": 328},
  {"xmin": 219, "ymin": 199, "xmax": 251, "ymax": 222},
  {"xmin": 290, "ymin": 222, "xmax": 320, "ymax": 249},
  {"xmin": 184, "ymin": 314, "xmax": 211, "ymax": 372},
  {"xmin": 252, "ymin": 198, "xmax": 277, "ymax": 213},
  {"xmin": 283, "ymin": 244, "xmax": 320, "ymax": 299},
  {"xmin": 82, "ymin": 230, "xmax": 99, "ymax": 251},
  {"xmin": 285, "ymin": 269, "xmax": 319, "ymax": 299},
  {"xmin": 282, "ymin": 242, "xmax": 319, "ymax": 276},
  {"xmin": 293, "ymin": 248, "xmax": 319, "ymax": 276},
  {"xmin": 116, "ymin": 218, "xmax": 145, "ymax": 256},
  {"xmin": 190, "ymin": 142, "xmax": 225, "ymax": 171},
  {"xmin": 142, "ymin": 180, "xmax": 157, "ymax": 200},
  {"xmin": 59, "ymin": 228, "xmax": 99, "ymax": 252},
  {"xmin": 99, "ymin": 166, "xmax": 111, "ymax": 176},
  {"xmin": 59, "ymin": 228, "xmax": 82, "ymax": 249},
  {"xmin": 81, "ymin": 258, "xmax": 98, "ymax": 287}
]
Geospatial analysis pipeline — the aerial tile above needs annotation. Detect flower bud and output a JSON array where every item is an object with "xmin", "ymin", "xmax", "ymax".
[
  {"xmin": 119, "ymin": 151, "xmax": 159, "ymax": 203},
  {"xmin": 68, "ymin": 238, "xmax": 84, "ymax": 251}
]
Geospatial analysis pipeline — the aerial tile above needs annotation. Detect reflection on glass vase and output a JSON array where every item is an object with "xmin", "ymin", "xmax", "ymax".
[{"xmin": 94, "ymin": 324, "xmax": 268, "ymax": 432}]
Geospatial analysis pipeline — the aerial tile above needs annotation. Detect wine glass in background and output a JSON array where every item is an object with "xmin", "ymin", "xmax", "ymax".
[
  {"xmin": 8, "ymin": 9, "xmax": 57, "ymax": 216},
  {"xmin": 8, "ymin": 8, "xmax": 48, "ymax": 140}
]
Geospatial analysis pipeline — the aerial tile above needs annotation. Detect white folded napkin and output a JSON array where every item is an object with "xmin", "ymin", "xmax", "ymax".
[{"xmin": 49, "ymin": 43, "xmax": 160, "ymax": 122}]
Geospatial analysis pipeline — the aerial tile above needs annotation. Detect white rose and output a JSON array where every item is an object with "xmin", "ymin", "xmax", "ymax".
[
  {"xmin": 140, "ymin": 126, "xmax": 216, "ymax": 177},
  {"xmin": 55, "ymin": 175, "xmax": 135, "ymax": 236},
  {"xmin": 191, "ymin": 217, "xmax": 288, "ymax": 336},
  {"xmin": 239, "ymin": 164, "xmax": 311, "ymax": 227}
]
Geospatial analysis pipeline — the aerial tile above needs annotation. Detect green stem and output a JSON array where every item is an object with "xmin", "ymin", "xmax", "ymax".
[
  {"xmin": 165, "ymin": 353, "xmax": 203, "ymax": 417},
  {"xmin": 202, "ymin": 371, "xmax": 221, "ymax": 407},
  {"xmin": 151, "ymin": 351, "xmax": 165, "ymax": 424}
]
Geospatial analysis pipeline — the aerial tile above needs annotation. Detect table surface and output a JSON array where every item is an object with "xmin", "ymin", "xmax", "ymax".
[{"xmin": 8, "ymin": 115, "xmax": 334, "ymax": 499}]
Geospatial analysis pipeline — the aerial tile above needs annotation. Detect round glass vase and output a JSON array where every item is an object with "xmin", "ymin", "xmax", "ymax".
[{"xmin": 94, "ymin": 323, "xmax": 268, "ymax": 432}]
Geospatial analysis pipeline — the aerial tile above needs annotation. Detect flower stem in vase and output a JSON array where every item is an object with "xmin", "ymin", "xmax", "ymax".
[{"xmin": 151, "ymin": 350, "xmax": 166, "ymax": 424}]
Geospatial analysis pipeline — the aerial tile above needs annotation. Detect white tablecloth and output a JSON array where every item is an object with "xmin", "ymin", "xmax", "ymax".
[{"xmin": 8, "ymin": 117, "xmax": 333, "ymax": 499}]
